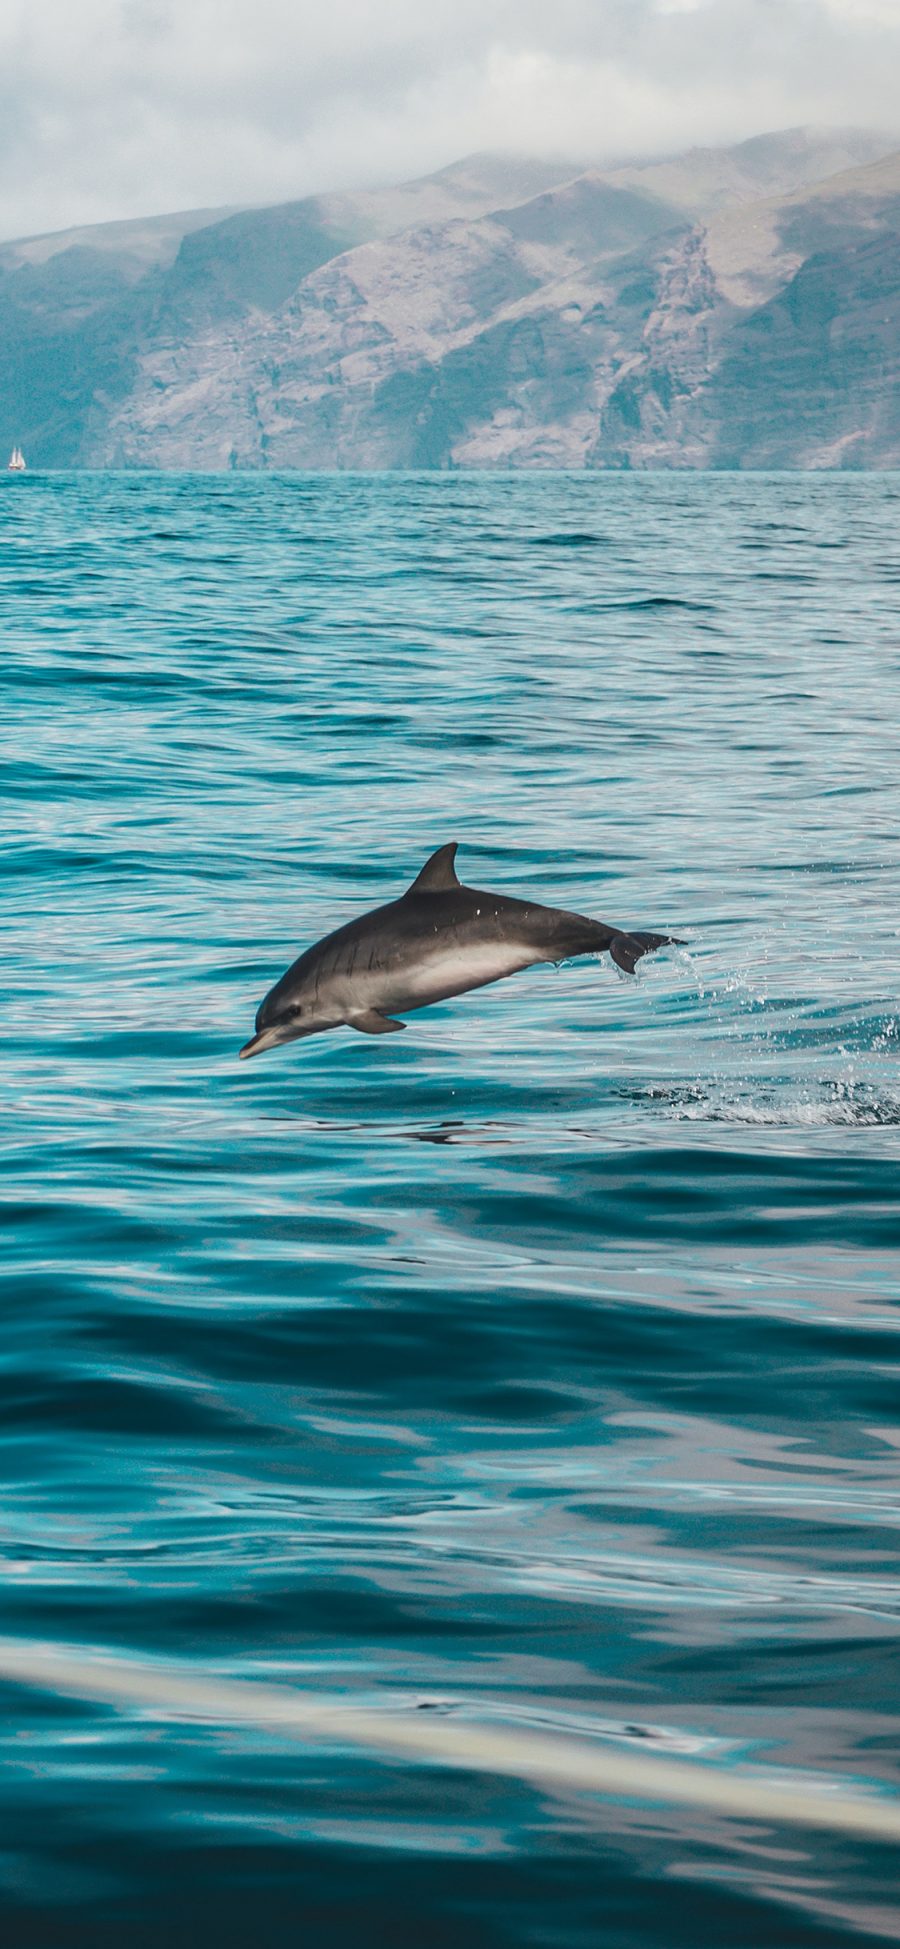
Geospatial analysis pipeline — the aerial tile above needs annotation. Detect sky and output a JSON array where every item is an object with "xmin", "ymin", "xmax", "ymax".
[{"xmin": 1, "ymin": 0, "xmax": 898, "ymax": 240}]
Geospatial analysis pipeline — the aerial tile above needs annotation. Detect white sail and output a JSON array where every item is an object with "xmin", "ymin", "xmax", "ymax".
[{"xmin": 8, "ymin": 446, "xmax": 26, "ymax": 471}]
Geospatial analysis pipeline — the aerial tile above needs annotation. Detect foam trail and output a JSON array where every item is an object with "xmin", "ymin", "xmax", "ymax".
[{"xmin": 1, "ymin": 1636, "xmax": 899, "ymax": 1843}]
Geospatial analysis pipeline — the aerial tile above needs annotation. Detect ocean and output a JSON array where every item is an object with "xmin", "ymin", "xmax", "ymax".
[{"xmin": 2, "ymin": 469, "xmax": 899, "ymax": 1947}]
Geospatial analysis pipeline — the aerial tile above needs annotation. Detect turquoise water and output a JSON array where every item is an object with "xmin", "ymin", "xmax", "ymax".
[{"xmin": 2, "ymin": 470, "xmax": 900, "ymax": 1946}]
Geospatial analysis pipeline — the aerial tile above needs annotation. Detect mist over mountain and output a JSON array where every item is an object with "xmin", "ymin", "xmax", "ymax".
[{"xmin": 1, "ymin": 127, "xmax": 897, "ymax": 470}]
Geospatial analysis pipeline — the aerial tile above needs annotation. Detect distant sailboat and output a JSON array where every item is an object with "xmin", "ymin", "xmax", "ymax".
[{"xmin": 8, "ymin": 446, "xmax": 25, "ymax": 472}]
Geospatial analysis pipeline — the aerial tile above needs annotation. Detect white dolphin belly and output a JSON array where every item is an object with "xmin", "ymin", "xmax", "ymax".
[{"xmin": 375, "ymin": 937, "xmax": 540, "ymax": 1013}]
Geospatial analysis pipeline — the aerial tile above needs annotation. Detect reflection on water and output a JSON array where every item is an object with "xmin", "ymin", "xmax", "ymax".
[{"xmin": 1, "ymin": 470, "xmax": 899, "ymax": 1947}]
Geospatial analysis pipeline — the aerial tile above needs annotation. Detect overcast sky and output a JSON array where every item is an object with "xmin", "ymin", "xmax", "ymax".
[{"xmin": 1, "ymin": 0, "xmax": 897, "ymax": 240}]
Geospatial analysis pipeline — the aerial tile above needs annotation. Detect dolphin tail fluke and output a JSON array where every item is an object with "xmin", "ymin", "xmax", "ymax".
[
  {"xmin": 609, "ymin": 931, "xmax": 685, "ymax": 975},
  {"xmin": 348, "ymin": 1010, "xmax": 407, "ymax": 1034}
]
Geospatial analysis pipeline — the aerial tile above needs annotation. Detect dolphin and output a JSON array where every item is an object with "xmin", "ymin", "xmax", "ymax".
[{"xmin": 239, "ymin": 844, "xmax": 683, "ymax": 1059}]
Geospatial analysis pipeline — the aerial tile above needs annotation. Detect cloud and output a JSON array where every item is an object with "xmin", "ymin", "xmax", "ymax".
[{"xmin": 0, "ymin": 0, "xmax": 897, "ymax": 240}]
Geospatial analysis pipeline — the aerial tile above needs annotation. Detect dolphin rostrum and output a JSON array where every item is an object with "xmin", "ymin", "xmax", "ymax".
[{"xmin": 239, "ymin": 844, "xmax": 683, "ymax": 1058}]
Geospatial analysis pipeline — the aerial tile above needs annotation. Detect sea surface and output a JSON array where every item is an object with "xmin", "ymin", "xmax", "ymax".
[{"xmin": 1, "ymin": 470, "xmax": 899, "ymax": 1948}]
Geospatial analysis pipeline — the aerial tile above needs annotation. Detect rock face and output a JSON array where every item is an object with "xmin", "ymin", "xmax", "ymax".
[{"xmin": 2, "ymin": 129, "xmax": 898, "ymax": 469}]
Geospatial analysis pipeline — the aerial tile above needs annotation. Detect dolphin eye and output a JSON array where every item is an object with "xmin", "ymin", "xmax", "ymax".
[{"xmin": 288, "ymin": 1004, "xmax": 304, "ymax": 1018}]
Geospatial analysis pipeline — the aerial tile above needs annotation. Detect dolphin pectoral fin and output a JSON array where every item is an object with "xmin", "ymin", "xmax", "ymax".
[
  {"xmin": 610, "ymin": 931, "xmax": 686, "ymax": 974},
  {"xmin": 348, "ymin": 1010, "xmax": 407, "ymax": 1035}
]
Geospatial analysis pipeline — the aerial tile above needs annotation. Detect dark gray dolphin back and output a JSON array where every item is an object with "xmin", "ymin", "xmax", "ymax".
[{"xmin": 404, "ymin": 843, "xmax": 682, "ymax": 972}]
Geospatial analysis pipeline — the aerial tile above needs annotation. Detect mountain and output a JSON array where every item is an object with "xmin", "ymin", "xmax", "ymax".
[
  {"xmin": 0, "ymin": 154, "xmax": 583, "ymax": 466},
  {"xmin": 591, "ymin": 146, "xmax": 900, "ymax": 468},
  {"xmin": 1, "ymin": 129, "xmax": 897, "ymax": 470},
  {"xmin": 601, "ymin": 125, "xmax": 893, "ymax": 217}
]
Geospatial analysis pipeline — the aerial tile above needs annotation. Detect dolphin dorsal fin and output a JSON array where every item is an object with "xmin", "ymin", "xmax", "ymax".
[{"xmin": 407, "ymin": 843, "xmax": 461, "ymax": 894}]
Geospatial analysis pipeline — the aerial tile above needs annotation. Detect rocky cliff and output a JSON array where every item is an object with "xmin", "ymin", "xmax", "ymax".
[{"xmin": 2, "ymin": 129, "xmax": 897, "ymax": 469}]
